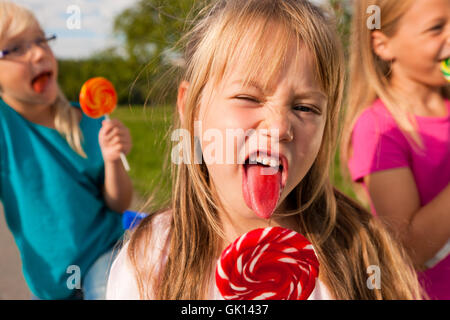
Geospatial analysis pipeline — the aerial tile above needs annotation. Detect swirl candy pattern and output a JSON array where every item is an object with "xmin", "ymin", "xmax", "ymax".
[
  {"xmin": 442, "ymin": 58, "xmax": 450, "ymax": 82},
  {"xmin": 79, "ymin": 77, "xmax": 118, "ymax": 118},
  {"xmin": 215, "ymin": 227, "xmax": 319, "ymax": 300}
]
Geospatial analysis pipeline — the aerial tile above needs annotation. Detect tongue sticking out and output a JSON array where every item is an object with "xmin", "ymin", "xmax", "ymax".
[
  {"xmin": 32, "ymin": 73, "xmax": 50, "ymax": 93},
  {"xmin": 243, "ymin": 164, "xmax": 282, "ymax": 219}
]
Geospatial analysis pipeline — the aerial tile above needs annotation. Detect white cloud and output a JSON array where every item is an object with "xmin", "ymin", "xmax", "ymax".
[{"xmin": 13, "ymin": 0, "xmax": 139, "ymax": 58}]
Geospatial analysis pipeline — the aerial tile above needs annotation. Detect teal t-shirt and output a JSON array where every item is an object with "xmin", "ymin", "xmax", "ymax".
[{"xmin": 0, "ymin": 99, "xmax": 124, "ymax": 299}]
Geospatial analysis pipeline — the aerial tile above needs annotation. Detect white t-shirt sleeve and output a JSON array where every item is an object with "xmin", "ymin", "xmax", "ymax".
[
  {"xmin": 106, "ymin": 241, "xmax": 140, "ymax": 300},
  {"xmin": 106, "ymin": 212, "xmax": 172, "ymax": 300},
  {"xmin": 307, "ymin": 279, "xmax": 333, "ymax": 300},
  {"xmin": 425, "ymin": 239, "xmax": 450, "ymax": 269}
]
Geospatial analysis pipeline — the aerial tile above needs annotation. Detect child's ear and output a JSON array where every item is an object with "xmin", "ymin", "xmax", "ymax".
[
  {"xmin": 371, "ymin": 31, "xmax": 395, "ymax": 62},
  {"xmin": 177, "ymin": 80, "xmax": 189, "ymax": 123}
]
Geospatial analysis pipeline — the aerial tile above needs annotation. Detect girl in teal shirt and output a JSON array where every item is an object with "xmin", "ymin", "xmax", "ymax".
[{"xmin": 0, "ymin": 2, "xmax": 133, "ymax": 299}]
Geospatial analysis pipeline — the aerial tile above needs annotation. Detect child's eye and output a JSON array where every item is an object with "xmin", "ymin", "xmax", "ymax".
[
  {"xmin": 429, "ymin": 24, "xmax": 444, "ymax": 32},
  {"xmin": 293, "ymin": 105, "xmax": 318, "ymax": 114},
  {"xmin": 9, "ymin": 45, "xmax": 23, "ymax": 54},
  {"xmin": 235, "ymin": 96, "xmax": 260, "ymax": 103}
]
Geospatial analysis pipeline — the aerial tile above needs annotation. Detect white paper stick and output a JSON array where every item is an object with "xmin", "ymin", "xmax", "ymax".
[{"xmin": 104, "ymin": 114, "xmax": 130, "ymax": 172}]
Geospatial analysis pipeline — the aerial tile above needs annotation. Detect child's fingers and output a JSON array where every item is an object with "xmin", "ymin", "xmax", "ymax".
[
  {"xmin": 107, "ymin": 134, "xmax": 132, "ymax": 150},
  {"xmin": 110, "ymin": 142, "xmax": 132, "ymax": 156},
  {"xmin": 103, "ymin": 127, "xmax": 121, "ymax": 142},
  {"xmin": 104, "ymin": 130, "xmax": 131, "ymax": 147}
]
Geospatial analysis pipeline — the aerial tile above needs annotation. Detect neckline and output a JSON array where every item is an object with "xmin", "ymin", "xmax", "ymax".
[
  {"xmin": 413, "ymin": 99, "xmax": 450, "ymax": 123},
  {"xmin": 374, "ymin": 98, "xmax": 450, "ymax": 123}
]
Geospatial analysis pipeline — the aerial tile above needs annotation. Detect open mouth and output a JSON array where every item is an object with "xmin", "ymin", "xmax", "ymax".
[
  {"xmin": 31, "ymin": 71, "xmax": 53, "ymax": 93},
  {"xmin": 241, "ymin": 151, "xmax": 288, "ymax": 220}
]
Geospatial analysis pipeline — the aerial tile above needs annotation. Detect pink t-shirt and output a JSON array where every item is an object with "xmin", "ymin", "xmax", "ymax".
[
  {"xmin": 348, "ymin": 98, "xmax": 450, "ymax": 300},
  {"xmin": 106, "ymin": 212, "xmax": 333, "ymax": 300}
]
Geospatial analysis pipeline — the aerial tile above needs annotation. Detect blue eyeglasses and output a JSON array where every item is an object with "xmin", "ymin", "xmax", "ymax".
[{"xmin": 0, "ymin": 34, "xmax": 56, "ymax": 59}]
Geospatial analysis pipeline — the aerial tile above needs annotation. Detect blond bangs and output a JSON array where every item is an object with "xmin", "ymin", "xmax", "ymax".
[
  {"xmin": 0, "ymin": 2, "xmax": 41, "ymax": 41},
  {"xmin": 212, "ymin": 19, "xmax": 299, "ymax": 93}
]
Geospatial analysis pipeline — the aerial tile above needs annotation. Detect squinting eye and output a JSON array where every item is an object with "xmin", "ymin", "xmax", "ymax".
[
  {"xmin": 236, "ymin": 96, "xmax": 260, "ymax": 103},
  {"xmin": 430, "ymin": 24, "xmax": 444, "ymax": 32}
]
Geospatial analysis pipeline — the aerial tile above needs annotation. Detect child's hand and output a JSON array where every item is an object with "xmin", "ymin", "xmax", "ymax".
[{"xmin": 98, "ymin": 119, "xmax": 132, "ymax": 164}]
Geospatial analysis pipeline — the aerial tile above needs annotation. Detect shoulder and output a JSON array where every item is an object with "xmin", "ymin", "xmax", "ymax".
[
  {"xmin": 0, "ymin": 98, "xmax": 12, "ymax": 123},
  {"xmin": 353, "ymin": 99, "xmax": 398, "ymax": 135},
  {"xmin": 106, "ymin": 241, "xmax": 140, "ymax": 299},
  {"xmin": 349, "ymin": 99, "xmax": 411, "ymax": 181},
  {"xmin": 106, "ymin": 210, "xmax": 172, "ymax": 300},
  {"xmin": 308, "ymin": 279, "xmax": 334, "ymax": 300},
  {"xmin": 352, "ymin": 99, "xmax": 409, "ymax": 147}
]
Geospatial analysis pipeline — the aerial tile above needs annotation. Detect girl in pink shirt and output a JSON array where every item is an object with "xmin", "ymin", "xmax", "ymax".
[
  {"xmin": 107, "ymin": 0, "xmax": 422, "ymax": 300},
  {"xmin": 342, "ymin": 0, "xmax": 450, "ymax": 299}
]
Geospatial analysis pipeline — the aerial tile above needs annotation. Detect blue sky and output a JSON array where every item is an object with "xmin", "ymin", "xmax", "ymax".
[{"xmin": 14, "ymin": 0, "xmax": 139, "ymax": 59}]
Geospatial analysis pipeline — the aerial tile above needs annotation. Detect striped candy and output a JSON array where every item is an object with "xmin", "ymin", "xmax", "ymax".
[
  {"xmin": 215, "ymin": 227, "xmax": 319, "ymax": 300},
  {"xmin": 79, "ymin": 77, "xmax": 117, "ymax": 118},
  {"xmin": 442, "ymin": 58, "xmax": 450, "ymax": 82}
]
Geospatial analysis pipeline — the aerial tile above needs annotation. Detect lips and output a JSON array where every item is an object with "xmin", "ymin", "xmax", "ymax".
[
  {"xmin": 31, "ymin": 71, "xmax": 53, "ymax": 93},
  {"xmin": 241, "ymin": 150, "xmax": 289, "ymax": 219}
]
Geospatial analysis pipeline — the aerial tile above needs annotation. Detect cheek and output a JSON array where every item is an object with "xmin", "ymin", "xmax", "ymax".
[
  {"xmin": 199, "ymin": 103, "xmax": 255, "ymax": 161},
  {"xmin": 0, "ymin": 63, "xmax": 30, "ymax": 90},
  {"xmin": 395, "ymin": 37, "xmax": 442, "ymax": 70},
  {"xmin": 295, "ymin": 116, "xmax": 325, "ymax": 151},
  {"xmin": 52, "ymin": 58, "xmax": 59, "ymax": 79},
  {"xmin": 290, "ymin": 119, "xmax": 325, "ymax": 178}
]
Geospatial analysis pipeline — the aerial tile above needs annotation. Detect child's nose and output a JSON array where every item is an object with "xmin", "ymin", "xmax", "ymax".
[
  {"xmin": 263, "ymin": 111, "xmax": 294, "ymax": 142},
  {"xmin": 29, "ymin": 43, "xmax": 47, "ymax": 62}
]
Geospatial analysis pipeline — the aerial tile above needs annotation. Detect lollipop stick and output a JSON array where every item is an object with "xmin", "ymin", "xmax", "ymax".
[{"xmin": 104, "ymin": 114, "xmax": 131, "ymax": 172}]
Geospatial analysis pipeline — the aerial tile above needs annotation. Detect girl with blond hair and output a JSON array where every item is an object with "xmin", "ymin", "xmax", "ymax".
[
  {"xmin": 342, "ymin": 0, "xmax": 450, "ymax": 299},
  {"xmin": 107, "ymin": 0, "xmax": 422, "ymax": 300},
  {"xmin": 0, "ymin": 1, "xmax": 133, "ymax": 299}
]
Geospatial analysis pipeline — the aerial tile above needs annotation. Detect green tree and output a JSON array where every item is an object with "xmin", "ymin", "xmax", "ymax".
[{"xmin": 113, "ymin": 0, "xmax": 201, "ymax": 106}]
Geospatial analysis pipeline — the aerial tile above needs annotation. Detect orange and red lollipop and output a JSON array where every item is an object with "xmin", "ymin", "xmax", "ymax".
[
  {"xmin": 79, "ymin": 77, "xmax": 117, "ymax": 118},
  {"xmin": 79, "ymin": 77, "xmax": 130, "ymax": 171}
]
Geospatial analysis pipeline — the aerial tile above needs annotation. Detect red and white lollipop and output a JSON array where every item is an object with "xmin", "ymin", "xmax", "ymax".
[{"xmin": 216, "ymin": 227, "xmax": 319, "ymax": 300}]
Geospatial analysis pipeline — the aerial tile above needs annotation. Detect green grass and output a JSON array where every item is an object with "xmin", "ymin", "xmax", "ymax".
[
  {"xmin": 114, "ymin": 105, "xmax": 356, "ymax": 207},
  {"xmin": 113, "ymin": 105, "xmax": 173, "ymax": 207}
]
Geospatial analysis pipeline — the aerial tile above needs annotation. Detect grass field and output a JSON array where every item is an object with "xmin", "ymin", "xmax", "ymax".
[{"xmin": 113, "ymin": 105, "xmax": 356, "ymax": 209}]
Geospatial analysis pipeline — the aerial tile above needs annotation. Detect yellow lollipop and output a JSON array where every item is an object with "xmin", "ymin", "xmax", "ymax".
[{"xmin": 441, "ymin": 58, "xmax": 450, "ymax": 82}]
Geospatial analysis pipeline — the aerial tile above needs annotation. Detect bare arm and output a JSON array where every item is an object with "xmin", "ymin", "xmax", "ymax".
[
  {"xmin": 99, "ymin": 119, "xmax": 133, "ymax": 213},
  {"xmin": 364, "ymin": 168, "xmax": 450, "ymax": 269}
]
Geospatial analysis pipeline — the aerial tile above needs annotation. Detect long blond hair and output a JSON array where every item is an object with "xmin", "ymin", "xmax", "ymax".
[
  {"xmin": 341, "ymin": 0, "xmax": 450, "ymax": 192},
  {"xmin": 0, "ymin": 1, "xmax": 86, "ymax": 158},
  {"xmin": 128, "ymin": 0, "xmax": 423, "ymax": 299}
]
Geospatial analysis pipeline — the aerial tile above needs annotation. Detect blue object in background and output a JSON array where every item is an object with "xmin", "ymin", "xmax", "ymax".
[{"xmin": 122, "ymin": 210, "xmax": 148, "ymax": 230}]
